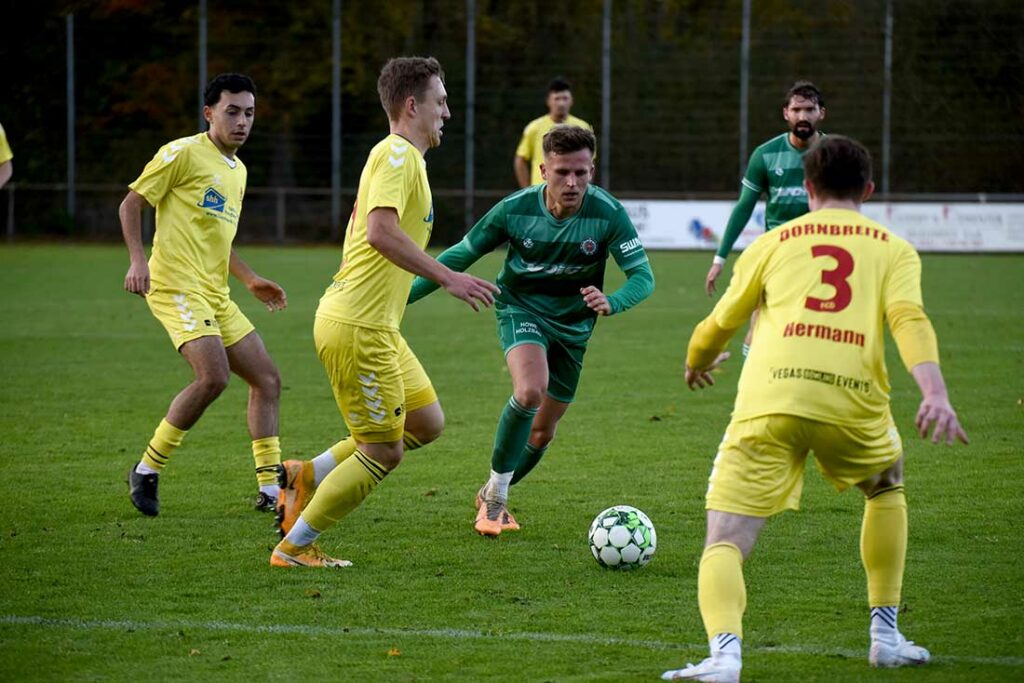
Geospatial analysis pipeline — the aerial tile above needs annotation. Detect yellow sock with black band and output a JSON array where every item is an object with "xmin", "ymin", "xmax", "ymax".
[
  {"xmin": 139, "ymin": 419, "xmax": 187, "ymax": 473},
  {"xmin": 252, "ymin": 436, "xmax": 282, "ymax": 492},
  {"xmin": 300, "ymin": 449, "xmax": 389, "ymax": 532},
  {"xmin": 698, "ymin": 542, "xmax": 747, "ymax": 641}
]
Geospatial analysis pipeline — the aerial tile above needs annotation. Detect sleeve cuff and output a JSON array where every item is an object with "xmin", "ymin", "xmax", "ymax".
[{"xmin": 712, "ymin": 255, "xmax": 726, "ymax": 266}]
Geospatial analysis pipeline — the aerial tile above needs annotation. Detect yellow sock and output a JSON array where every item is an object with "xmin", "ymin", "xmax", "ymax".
[
  {"xmin": 140, "ymin": 419, "xmax": 187, "ymax": 472},
  {"xmin": 861, "ymin": 486, "xmax": 907, "ymax": 607},
  {"xmin": 301, "ymin": 449, "xmax": 389, "ymax": 532},
  {"xmin": 328, "ymin": 437, "xmax": 357, "ymax": 465},
  {"xmin": 252, "ymin": 436, "xmax": 282, "ymax": 487},
  {"xmin": 698, "ymin": 542, "xmax": 746, "ymax": 641}
]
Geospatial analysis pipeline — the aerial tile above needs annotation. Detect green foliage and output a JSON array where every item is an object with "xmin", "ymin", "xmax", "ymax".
[{"xmin": 0, "ymin": 246, "xmax": 1021, "ymax": 680}]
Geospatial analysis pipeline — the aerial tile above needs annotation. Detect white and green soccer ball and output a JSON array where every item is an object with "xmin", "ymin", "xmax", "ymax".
[{"xmin": 588, "ymin": 505, "xmax": 656, "ymax": 570}]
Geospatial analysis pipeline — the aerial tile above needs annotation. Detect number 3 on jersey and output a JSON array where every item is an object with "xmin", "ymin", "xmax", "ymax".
[{"xmin": 805, "ymin": 245, "xmax": 854, "ymax": 313}]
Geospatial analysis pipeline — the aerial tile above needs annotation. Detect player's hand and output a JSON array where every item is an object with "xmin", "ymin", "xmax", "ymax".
[
  {"xmin": 443, "ymin": 271, "xmax": 500, "ymax": 311},
  {"xmin": 685, "ymin": 352, "xmax": 731, "ymax": 390},
  {"xmin": 247, "ymin": 276, "xmax": 288, "ymax": 312},
  {"xmin": 705, "ymin": 263, "xmax": 723, "ymax": 296},
  {"xmin": 581, "ymin": 286, "xmax": 612, "ymax": 316},
  {"xmin": 915, "ymin": 394, "xmax": 969, "ymax": 445},
  {"xmin": 124, "ymin": 260, "xmax": 151, "ymax": 297}
]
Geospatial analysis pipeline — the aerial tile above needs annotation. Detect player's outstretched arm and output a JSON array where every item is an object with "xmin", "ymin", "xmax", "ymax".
[
  {"xmin": 229, "ymin": 250, "xmax": 287, "ymax": 312},
  {"xmin": 910, "ymin": 362, "xmax": 968, "ymax": 445},
  {"xmin": 0, "ymin": 160, "xmax": 12, "ymax": 189},
  {"xmin": 409, "ymin": 240, "xmax": 483, "ymax": 305},
  {"xmin": 596, "ymin": 261, "xmax": 655, "ymax": 316},
  {"xmin": 367, "ymin": 208, "xmax": 498, "ymax": 311},
  {"xmin": 513, "ymin": 156, "xmax": 531, "ymax": 189},
  {"xmin": 119, "ymin": 190, "xmax": 151, "ymax": 297},
  {"xmin": 707, "ymin": 185, "xmax": 760, "ymax": 296}
]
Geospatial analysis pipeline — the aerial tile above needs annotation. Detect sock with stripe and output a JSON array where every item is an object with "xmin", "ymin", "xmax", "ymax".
[
  {"xmin": 312, "ymin": 433, "xmax": 425, "ymax": 487},
  {"xmin": 252, "ymin": 436, "xmax": 281, "ymax": 497},
  {"xmin": 710, "ymin": 632, "xmax": 742, "ymax": 659},
  {"xmin": 488, "ymin": 396, "xmax": 539, "ymax": 495},
  {"xmin": 137, "ymin": 419, "xmax": 187, "ymax": 474},
  {"xmin": 300, "ymin": 449, "xmax": 389, "ymax": 532},
  {"xmin": 861, "ymin": 486, "xmax": 907, "ymax": 637},
  {"xmin": 510, "ymin": 442, "xmax": 548, "ymax": 486},
  {"xmin": 698, "ymin": 542, "xmax": 747, "ymax": 641}
]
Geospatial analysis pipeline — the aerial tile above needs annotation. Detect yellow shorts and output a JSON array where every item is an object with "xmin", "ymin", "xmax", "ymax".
[
  {"xmin": 147, "ymin": 287, "xmax": 254, "ymax": 350},
  {"xmin": 314, "ymin": 317, "xmax": 437, "ymax": 443},
  {"xmin": 705, "ymin": 413, "xmax": 903, "ymax": 517}
]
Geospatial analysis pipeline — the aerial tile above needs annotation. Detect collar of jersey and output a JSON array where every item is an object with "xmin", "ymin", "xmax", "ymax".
[{"xmin": 200, "ymin": 132, "xmax": 239, "ymax": 169}]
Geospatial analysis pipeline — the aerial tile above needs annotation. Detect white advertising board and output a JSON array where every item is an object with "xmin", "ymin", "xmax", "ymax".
[{"xmin": 620, "ymin": 200, "xmax": 1024, "ymax": 252}]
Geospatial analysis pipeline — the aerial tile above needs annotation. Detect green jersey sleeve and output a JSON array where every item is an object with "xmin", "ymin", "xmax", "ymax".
[
  {"xmin": 740, "ymin": 147, "xmax": 767, "ymax": 194},
  {"xmin": 607, "ymin": 205, "xmax": 649, "ymax": 271}
]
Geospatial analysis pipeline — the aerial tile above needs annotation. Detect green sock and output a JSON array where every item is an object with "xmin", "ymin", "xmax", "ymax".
[
  {"xmin": 511, "ymin": 442, "xmax": 548, "ymax": 485},
  {"xmin": 491, "ymin": 396, "xmax": 538, "ymax": 474}
]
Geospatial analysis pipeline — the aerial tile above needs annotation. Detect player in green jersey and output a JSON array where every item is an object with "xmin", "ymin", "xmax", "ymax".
[
  {"xmin": 706, "ymin": 82, "xmax": 826, "ymax": 355},
  {"xmin": 408, "ymin": 125, "xmax": 655, "ymax": 536}
]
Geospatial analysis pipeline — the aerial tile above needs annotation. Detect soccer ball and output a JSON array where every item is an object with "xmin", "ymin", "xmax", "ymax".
[{"xmin": 588, "ymin": 505, "xmax": 657, "ymax": 570}]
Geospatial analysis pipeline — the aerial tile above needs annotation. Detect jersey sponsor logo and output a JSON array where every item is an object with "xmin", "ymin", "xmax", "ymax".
[
  {"xmin": 782, "ymin": 321, "xmax": 865, "ymax": 348},
  {"xmin": 579, "ymin": 237, "xmax": 598, "ymax": 256},
  {"xmin": 523, "ymin": 262, "xmax": 587, "ymax": 276},
  {"xmin": 770, "ymin": 185, "xmax": 808, "ymax": 199},
  {"xmin": 619, "ymin": 237, "xmax": 644, "ymax": 255},
  {"xmin": 769, "ymin": 366, "xmax": 873, "ymax": 395},
  {"xmin": 198, "ymin": 187, "xmax": 227, "ymax": 213}
]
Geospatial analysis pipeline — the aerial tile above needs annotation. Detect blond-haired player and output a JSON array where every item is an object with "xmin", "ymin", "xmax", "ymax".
[
  {"xmin": 271, "ymin": 57, "xmax": 498, "ymax": 568},
  {"xmin": 663, "ymin": 136, "xmax": 968, "ymax": 682},
  {"xmin": 121, "ymin": 73, "xmax": 287, "ymax": 517}
]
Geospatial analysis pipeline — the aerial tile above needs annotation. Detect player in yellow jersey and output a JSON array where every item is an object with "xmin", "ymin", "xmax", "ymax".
[
  {"xmin": 662, "ymin": 136, "xmax": 968, "ymax": 682},
  {"xmin": 0, "ymin": 122, "xmax": 13, "ymax": 189},
  {"xmin": 120, "ymin": 74, "xmax": 288, "ymax": 518},
  {"xmin": 514, "ymin": 78, "xmax": 593, "ymax": 188},
  {"xmin": 270, "ymin": 57, "xmax": 499, "ymax": 568}
]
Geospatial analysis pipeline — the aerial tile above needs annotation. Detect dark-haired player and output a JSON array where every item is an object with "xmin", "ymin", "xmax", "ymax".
[{"xmin": 121, "ymin": 73, "xmax": 287, "ymax": 517}]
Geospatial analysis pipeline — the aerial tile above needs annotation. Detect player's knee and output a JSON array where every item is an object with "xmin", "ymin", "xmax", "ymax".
[
  {"xmin": 373, "ymin": 446, "xmax": 404, "ymax": 471},
  {"xmin": 411, "ymin": 413, "xmax": 444, "ymax": 446},
  {"xmin": 196, "ymin": 372, "xmax": 229, "ymax": 400},
  {"xmin": 256, "ymin": 367, "xmax": 281, "ymax": 399},
  {"xmin": 513, "ymin": 385, "xmax": 545, "ymax": 409},
  {"xmin": 530, "ymin": 423, "xmax": 556, "ymax": 448}
]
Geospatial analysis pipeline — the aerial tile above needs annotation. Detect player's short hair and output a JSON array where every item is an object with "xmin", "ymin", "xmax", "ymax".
[
  {"xmin": 377, "ymin": 57, "xmax": 445, "ymax": 121},
  {"xmin": 542, "ymin": 125, "xmax": 596, "ymax": 157},
  {"xmin": 784, "ymin": 81, "xmax": 824, "ymax": 108},
  {"xmin": 803, "ymin": 135, "xmax": 872, "ymax": 201},
  {"xmin": 548, "ymin": 77, "xmax": 572, "ymax": 94},
  {"xmin": 204, "ymin": 73, "xmax": 256, "ymax": 107}
]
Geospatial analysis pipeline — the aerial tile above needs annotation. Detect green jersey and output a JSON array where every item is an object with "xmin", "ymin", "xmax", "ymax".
[
  {"xmin": 742, "ymin": 132, "xmax": 818, "ymax": 230},
  {"xmin": 412, "ymin": 184, "xmax": 651, "ymax": 344}
]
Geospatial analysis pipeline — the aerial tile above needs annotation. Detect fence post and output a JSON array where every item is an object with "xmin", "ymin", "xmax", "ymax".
[
  {"xmin": 738, "ymin": 0, "xmax": 751, "ymax": 177},
  {"xmin": 601, "ymin": 0, "xmax": 612, "ymax": 188},
  {"xmin": 198, "ymin": 0, "xmax": 207, "ymax": 131},
  {"xmin": 464, "ymin": 0, "xmax": 476, "ymax": 231},
  {"xmin": 66, "ymin": 14, "xmax": 76, "ymax": 221},
  {"xmin": 5, "ymin": 184, "xmax": 14, "ymax": 242},
  {"xmin": 330, "ymin": 0, "xmax": 342, "ymax": 241},
  {"xmin": 882, "ymin": 0, "xmax": 893, "ymax": 196},
  {"xmin": 276, "ymin": 189, "xmax": 286, "ymax": 243}
]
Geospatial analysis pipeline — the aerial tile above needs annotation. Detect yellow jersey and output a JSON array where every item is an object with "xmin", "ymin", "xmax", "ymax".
[
  {"xmin": 0, "ymin": 123, "xmax": 12, "ymax": 164},
  {"xmin": 515, "ymin": 114, "xmax": 593, "ymax": 185},
  {"xmin": 317, "ymin": 134, "xmax": 434, "ymax": 331},
  {"xmin": 711, "ymin": 207, "xmax": 923, "ymax": 427},
  {"xmin": 129, "ymin": 133, "xmax": 247, "ymax": 300}
]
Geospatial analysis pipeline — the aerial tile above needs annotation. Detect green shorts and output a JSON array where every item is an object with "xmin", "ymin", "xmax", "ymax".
[{"xmin": 497, "ymin": 309, "xmax": 587, "ymax": 403}]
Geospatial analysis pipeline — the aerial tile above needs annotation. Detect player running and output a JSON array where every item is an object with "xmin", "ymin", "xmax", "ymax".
[
  {"xmin": 121, "ymin": 73, "xmax": 288, "ymax": 517},
  {"xmin": 270, "ymin": 56, "xmax": 498, "ymax": 568},
  {"xmin": 409, "ymin": 124, "xmax": 655, "ymax": 536},
  {"xmin": 663, "ymin": 136, "xmax": 967, "ymax": 682}
]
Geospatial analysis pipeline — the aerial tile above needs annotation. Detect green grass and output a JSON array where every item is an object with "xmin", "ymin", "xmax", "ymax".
[{"xmin": 0, "ymin": 245, "xmax": 1021, "ymax": 681}]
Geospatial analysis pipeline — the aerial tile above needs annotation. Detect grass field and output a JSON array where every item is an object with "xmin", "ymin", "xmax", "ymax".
[{"xmin": 0, "ymin": 245, "xmax": 1021, "ymax": 681}]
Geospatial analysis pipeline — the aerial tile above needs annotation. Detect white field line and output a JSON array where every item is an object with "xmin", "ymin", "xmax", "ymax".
[{"xmin": 2, "ymin": 615, "xmax": 1022, "ymax": 667}]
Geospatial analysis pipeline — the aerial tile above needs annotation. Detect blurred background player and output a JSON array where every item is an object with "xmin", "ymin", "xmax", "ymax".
[
  {"xmin": 664, "ymin": 136, "xmax": 968, "ymax": 682},
  {"xmin": 121, "ymin": 73, "xmax": 288, "ymax": 517},
  {"xmin": 409, "ymin": 125, "xmax": 654, "ymax": 536},
  {"xmin": 0, "ymin": 122, "xmax": 12, "ymax": 188},
  {"xmin": 514, "ymin": 78, "xmax": 593, "ymax": 188},
  {"xmin": 705, "ymin": 81, "xmax": 826, "ymax": 356},
  {"xmin": 271, "ymin": 57, "xmax": 498, "ymax": 568}
]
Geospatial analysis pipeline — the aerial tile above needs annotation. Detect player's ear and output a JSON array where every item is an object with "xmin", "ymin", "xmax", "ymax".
[
  {"xmin": 405, "ymin": 95, "xmax": 417, "ymax": 118},
  {"xmin": 818, "ymin": 107, "xmax": 826, "ymax": 121},
  {"xmin": 540, "ymin": 162, "xmax": 547, "ymax": 180},
  {"xmin": 861, "ymin": 180, "xmax": 875, "ymax": 203},
  {"xmin": 202, "ymin": 105, "xmax": 213, "ymax": 125}
]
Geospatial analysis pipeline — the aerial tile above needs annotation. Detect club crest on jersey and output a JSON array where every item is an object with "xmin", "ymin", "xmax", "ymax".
[
  {"xmin": 522, "ymin": 238, "xmax": 534, "ymax": 249},
  {"xmin": 579, "ymin": 237, "xmax": 598, "ymax": 256},
  {"xmin": 774, "ymin": 167, "xmax": 784, "ymax": 176},
  {"xmin": 198, "ymin": 187, "xmax": 227, "ymax": 213}
]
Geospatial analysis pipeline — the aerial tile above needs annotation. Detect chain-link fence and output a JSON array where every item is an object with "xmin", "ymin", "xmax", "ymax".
[{"xmin": 3, "ymin": 0, "xmax": 1022, "ymax": 244}]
